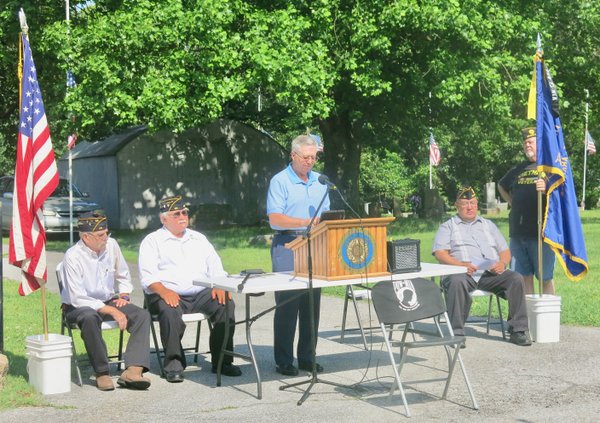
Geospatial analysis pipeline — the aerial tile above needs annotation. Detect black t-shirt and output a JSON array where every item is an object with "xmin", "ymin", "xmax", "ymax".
[{"xmin": 498, "ymin": 160, "xmax": 546, "ymax": 239}]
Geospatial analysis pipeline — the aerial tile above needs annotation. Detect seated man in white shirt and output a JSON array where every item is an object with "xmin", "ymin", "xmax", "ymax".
[
  {"xmin": 61, "ymin": 212, "xmax": 151, "ymax": 391},
  {"xmin": 138, "ymin": 195, "xmax": 241, "ymax": 383}
]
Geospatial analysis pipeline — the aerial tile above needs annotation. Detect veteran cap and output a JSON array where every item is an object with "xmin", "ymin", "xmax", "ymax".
[
  {"xmin": 77, "ymin": 212, "xmax": 108, "ymax": 232},
  {"xmin": 456, "ymin": 186, "xmax": 477, "ymax": 201},
  {"xmin": 159, "ymin": 195, "xmax": 186, "ymax": 213},
  {"xmin": 521, "ymin": 126, "xmax": 536, "ymax": 140}
]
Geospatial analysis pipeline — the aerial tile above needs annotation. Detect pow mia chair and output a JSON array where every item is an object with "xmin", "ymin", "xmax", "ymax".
[{"xmin": 372, "ymin": 278, "xmax": 478, "ymax": 417}]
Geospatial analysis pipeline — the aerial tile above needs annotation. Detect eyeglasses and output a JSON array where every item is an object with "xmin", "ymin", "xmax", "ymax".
[
  {"xmin": 457, "ymin": 200, "xmax": 478, "ymax": 208},
  {"xmin": 293, "ymin": 152, "xmax": 318, "ymax": 163},
  {"xmin": 169, "ymin": 209, "xmax": 189, "ymax": 218},
  {"xmin": 88, "ymin": 231, "xmax": 110, "ymax": 239}
]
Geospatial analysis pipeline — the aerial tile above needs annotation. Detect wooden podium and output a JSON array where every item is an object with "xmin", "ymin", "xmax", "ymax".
[{"xmin": 285, "ymin": 217, "xmax": 394, "ymax": 281}]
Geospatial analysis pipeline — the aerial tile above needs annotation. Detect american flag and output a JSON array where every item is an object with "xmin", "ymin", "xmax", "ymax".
[
  {"xmin": 67, "ymin": 133, "xmax": 77, "ymax": 150},
  {"xmin": 429, "ymin": 132, "xmax": 441, "ymax": 166},
  {"xmin": 310, "ymin": 133, "xmax": 324, "ymax": 152},
  {"xmin": 9, "ymin": 33, "xmax": 59, "ymax": 296},
  {"xmin": 586, "ymin": 130, "xmax": 596, "ymax": 155}
]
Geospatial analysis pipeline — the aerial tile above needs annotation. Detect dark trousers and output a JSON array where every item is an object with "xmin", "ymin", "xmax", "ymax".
[
  {"xmin": 65, "ymin": 301, "xmax": 151, "ymax": 374},
  {"xmin": 272, "ymin": 233, "xmax": 321, "ymax": 367},
  {"xmin": 147, "ymin": 289, "xmax": 235, "ymax": 373},
  {"xmin": 441, "ymin": 270, "xmax": 529, "ymax": 336}
]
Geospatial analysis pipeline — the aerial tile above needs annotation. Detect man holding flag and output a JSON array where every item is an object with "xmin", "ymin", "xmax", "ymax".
[
  {"xmin": 500, "ymin": 35, "xmax": 588, "ymax": 297},
  {"xmin": 499, "ymin": 127, "xmax": 556, "ymax": 295}
]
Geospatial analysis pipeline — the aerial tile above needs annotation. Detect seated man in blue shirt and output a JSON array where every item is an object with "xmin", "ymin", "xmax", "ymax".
[{"xmin": 432, "ymin": 186, "xmax": 531, "ymax": 346}]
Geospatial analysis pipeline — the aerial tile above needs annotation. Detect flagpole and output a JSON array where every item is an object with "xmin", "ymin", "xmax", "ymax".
[
  {"xmin": 65, "ymin": 0, "xmax": 75, "ymax": 245},
  {"xmin": 537, "ymin": 188, "xmax": 544, "ymax": 297},
  {"xmin": 535, "ymin": 34, "xmax": 544, "ymax": 297},
  {"xmin": 429, "ymin": 162, "xmax": 432, "ymax": 189},
  {"xmin": 69, "ymin": 149, "xmax": 73, "ymax": 244},
  {"xmin": 581, "ymin": 89, "xmax": 589, "ymax": 211},
  {"xmin": 428, "ymin": 91, "xmax": 433, "ymax": 189}
]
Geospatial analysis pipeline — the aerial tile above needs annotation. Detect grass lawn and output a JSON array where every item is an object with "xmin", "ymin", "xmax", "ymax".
[
  {"xmin": 1, "ymin": 209, "xmax": 598, "ymax": 409},
  {"xmin": 43, "ymin": 209, "xmax": 599, "ymax": 324}
]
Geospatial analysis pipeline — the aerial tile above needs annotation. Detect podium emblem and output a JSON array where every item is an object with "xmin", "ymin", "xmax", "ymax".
[{"xmin": 340, "ymin": 232, "xmax": 374, "ymax": 270}]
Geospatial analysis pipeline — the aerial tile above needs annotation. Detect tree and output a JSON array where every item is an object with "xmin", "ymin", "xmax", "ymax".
[
  {"xmin": 1, "ymin": 0, "xmax": 599, "ymax": 209},
  {"xmin": 0, "ymin": 1, "xmax": 66, "ymax": 174}
]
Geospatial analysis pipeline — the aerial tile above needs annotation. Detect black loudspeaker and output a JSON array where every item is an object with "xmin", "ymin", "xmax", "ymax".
[{"xmin": 387, "ymin": 239, "xmax": 421, "ymax": 273}]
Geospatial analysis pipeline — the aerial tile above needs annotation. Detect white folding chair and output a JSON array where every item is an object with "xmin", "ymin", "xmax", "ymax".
[
  {"xmin": 372, "ymin": 278, "xmax": 478, "ymax": 417},
  {"xmin": 56, "ymin": 262, "xmax": 124, "ymax": 387},
  {"xmin": 469, "ymin": 289, "xmax": 506, "ymax": 339},
  {"xmin": 143, "ymin": 294, "xmax": 210, "ymax": 378}
]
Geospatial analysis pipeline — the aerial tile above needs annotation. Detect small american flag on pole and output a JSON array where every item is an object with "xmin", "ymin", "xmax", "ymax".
[
  {"xmin": 9, "ymin": 31, "xmax": 59, "ymax": 296},
  {"xmin": 429, "ymin": 132, "xmax": 441, "ymax": 166},
  {"xmin": 67, "ymin": 133, "xmax": 77, "ymax": 150},
  {"xmin": 586, "ymin": 130, "xmax": 596, "ymax": 155}
]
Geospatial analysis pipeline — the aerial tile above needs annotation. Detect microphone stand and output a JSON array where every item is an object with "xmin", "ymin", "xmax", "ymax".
[{"xmin": 279, "ymin": 185, "xmax": 349, "ymax": 405}]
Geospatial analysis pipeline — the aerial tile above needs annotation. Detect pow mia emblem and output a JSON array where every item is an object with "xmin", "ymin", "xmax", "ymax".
[{"xmin": 393, "ymin": 280, "xmax": 419, "ymax": 311}]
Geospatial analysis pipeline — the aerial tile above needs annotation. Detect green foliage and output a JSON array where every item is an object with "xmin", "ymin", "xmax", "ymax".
[
  {"xmin": 0, "ymin": 0, "xmax": 599, "ymax": 207},
  {"xmin": 359, "ymin": 148, "xmax": 414, "ymax": 205}
]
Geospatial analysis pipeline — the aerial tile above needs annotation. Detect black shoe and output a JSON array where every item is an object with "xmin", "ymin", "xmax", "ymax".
[
  {"xmin": 509, "ymin": 331, "xmax": 532, "ymax": 346},
  {"xmin": 212, "ymin": 363, "xmax": 242, "ymax": 377},
  {"xmin": 165, "ymin": 371, "xmax": 184, "ymax": 383},
  {"xmin": 298, "ymin": 362, "xmax": 324, "ymax": 373},
  {"xmin": 276, "ymin": 363, "xmax": 299, "ymax": 376}
]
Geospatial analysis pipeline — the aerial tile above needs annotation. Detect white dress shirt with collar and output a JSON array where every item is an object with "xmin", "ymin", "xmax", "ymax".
[
  {"xmin": 138, "ymin": 227, "xmax": 228, "ymax": 295},
  {"xmin": 61, "ymin": 237, "xmax": 132, "ymax": 310}
]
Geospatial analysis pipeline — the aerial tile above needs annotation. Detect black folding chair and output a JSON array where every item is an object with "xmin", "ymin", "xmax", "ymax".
[{"xmin": 372, "ymin": 278, "xmax": 478, "ymax": 417}]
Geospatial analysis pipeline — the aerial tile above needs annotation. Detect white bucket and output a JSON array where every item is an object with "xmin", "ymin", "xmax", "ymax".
[
  {"xmin": 26, "ymin": 334, "xmax": 72, "ymax": 395},
  {"xmin": 526, "ymin": 294, "xmax": 561, "ymax": 343}
]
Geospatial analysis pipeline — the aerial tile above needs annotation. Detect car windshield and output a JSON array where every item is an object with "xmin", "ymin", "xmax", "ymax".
[{"xmin": 52, "ymin": 179, "xmax": 84, "ymax": 198}]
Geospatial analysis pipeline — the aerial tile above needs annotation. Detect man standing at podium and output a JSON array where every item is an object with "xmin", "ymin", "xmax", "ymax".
[{"xmin": 267, "ymin": 134, "xmax": 330, "ymax": 376}]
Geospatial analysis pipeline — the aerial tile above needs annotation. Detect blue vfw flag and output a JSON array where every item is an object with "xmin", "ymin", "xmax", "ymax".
[{"xmin": 531, "ymin": 39, "xmax": 588, "ymax": 281}]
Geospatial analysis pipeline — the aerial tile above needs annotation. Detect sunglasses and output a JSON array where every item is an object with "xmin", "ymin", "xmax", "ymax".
[{"xmin": 170, "ymin": 209, "xmax": 189, "ymax": 218}]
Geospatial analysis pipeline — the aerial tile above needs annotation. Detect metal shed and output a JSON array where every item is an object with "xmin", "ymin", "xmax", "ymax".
[{"xmin": 58, "ymin": 119, "xmax": 288, "ymax": 229}]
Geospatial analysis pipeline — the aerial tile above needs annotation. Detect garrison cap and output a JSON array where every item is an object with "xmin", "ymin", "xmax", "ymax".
[
  {"xmin": 456, "ymin": 186, "xmax": 477, "ymax": 201},
  {"xmin": 77, "ymin": 212, "xmax": 108, "ymax": 232},
  {"xmin": 159, "ymin": 195, "xmax": 186, "ymax": 213},
  {"xmin": 521, "ymin": 127, "xmax": 536, "ymax": 140}
]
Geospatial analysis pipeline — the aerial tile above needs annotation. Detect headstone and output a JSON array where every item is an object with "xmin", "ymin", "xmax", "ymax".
[
  {"xmin": 0, "ymin": 354, "xmax": 9, "ymax": 390},
  {"xmin": 423, "ymin": 189, "xmax": 445, "ymax": 218},
  {"xmin": 482, "ymin": 182, "xmax": 498, "ymax": 214}
]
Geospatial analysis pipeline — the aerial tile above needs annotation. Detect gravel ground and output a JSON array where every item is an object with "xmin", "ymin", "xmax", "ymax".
[{"xmin": 2, "ymin": 250, "xmax": 600, "ymax": 422}]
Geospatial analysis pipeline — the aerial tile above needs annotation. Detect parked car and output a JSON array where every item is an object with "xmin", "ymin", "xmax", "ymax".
[{"xmin": 0, "ymin": 176, "xmax": 104, "ymax": 233}]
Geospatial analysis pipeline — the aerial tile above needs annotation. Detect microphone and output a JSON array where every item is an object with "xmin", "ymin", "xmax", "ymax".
[{"xmin": 318, "ymin": 174, "xmax": 337, "ymax": 190}]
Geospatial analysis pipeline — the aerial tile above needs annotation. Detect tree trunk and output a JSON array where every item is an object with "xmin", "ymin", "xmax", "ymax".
[{"xmin": 319, "ymin": 112, "xmax": 362, "ymax": 213}]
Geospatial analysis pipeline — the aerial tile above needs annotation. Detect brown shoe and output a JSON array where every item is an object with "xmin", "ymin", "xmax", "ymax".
[
  {"xmin": 117, "ymin": 366, "xmax": 151, "ymax": 390},
  {"xmin": 96, "ymin": 374, "xmax": 115, "ymax": 391}
]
